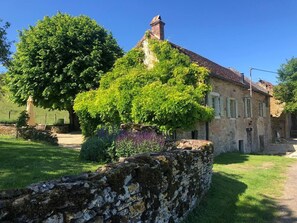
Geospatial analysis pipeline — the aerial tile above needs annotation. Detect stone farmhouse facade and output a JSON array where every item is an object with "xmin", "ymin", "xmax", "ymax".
[
  {"xmin": 145, "ymin": 16, "xmax": 271, "ymax": 155},
  {"xmin": 258, "ymin": 79, "xmax": 294, "ymax": 140}
]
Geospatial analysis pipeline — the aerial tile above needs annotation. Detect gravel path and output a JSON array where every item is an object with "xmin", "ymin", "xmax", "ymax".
[
  {"xmin": 276, "ymin": 161, "xmax": 297, "ymax": 223},
  {"xmin": 56, "ymin": 132, "xmax": 84, "ymax": 150}
]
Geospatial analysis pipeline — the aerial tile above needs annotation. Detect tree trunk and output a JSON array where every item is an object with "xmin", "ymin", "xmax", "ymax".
[{"xmin": 68, "ymin": 107, "xmax": 80, "ymax": 131}]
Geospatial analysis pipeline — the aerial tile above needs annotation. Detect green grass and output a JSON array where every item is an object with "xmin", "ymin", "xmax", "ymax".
[
  {"xmin": 184, "ymin": 153, "xmax": 297, "ymax": 223},
  {"xmin": 0, "ymin": 135, "xmax": 99, "ymax": 190},
  {"xmin": 0, "ymin": 96, "xmax": 68, "ymax": 124}
]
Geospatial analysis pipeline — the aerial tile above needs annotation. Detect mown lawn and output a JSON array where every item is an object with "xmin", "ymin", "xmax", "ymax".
[
  {"xmin": 0, "ymin": 135, "xmax": 99, "ymax": 190},
  {"xmin": 0, "ymin": 96, "xmax": 68, "ymax": 124},
  {"xmin": 184, "ymin": 153, "xmax": 297, "ymax": 223}
]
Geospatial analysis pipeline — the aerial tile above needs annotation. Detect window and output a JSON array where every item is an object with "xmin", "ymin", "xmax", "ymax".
[
  {"xmin": 244, "ymin": 97, "xmax": 252, "ymax": 118},
  {"xmin": 259, "ymin": 135, "xmax": 264, "ymax": 151},
  {"xmin": 191, "ymin": 130, "xmax": 198, "ymax": 139},
  {"xmin": 208, "ymin": 92, "xmax": 222, "ymax": 118},
  {"xmin": 227, "ymin": 98, "xmax": 238, "ymax": 118},
  {"xmin": 259, "ymin": 102, "xmax": 266, "ymax": 117},
  {"xmin": 238, "ymin": 140, "xmax": 244, "ymax": 153}
]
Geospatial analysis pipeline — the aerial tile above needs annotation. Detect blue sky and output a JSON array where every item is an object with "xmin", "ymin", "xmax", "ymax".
[{"xmin": 1, "ymin": 0, "xmax": 297, "ymax": 85}]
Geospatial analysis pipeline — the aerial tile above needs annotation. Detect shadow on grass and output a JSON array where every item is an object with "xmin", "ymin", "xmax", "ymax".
[
  {"xmin": 214, "ymin": 152, "xmax": 250, "ymax": 165},
  {"xmin": 184, "ymin": 172, "xmax": 297, "ymax": 223},
  {"xmin": 184, "ymin": 172, "xmax": 247, "ymax": 223},
  {"xmin": 0, "ymin": 139, "xmax": 100, "ymax": 190}
]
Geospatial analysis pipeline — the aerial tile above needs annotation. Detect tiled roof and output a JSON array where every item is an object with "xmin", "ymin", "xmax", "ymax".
[{"xmin": 169, "ymin": 42, "xmax": 269, "ymax": 96}]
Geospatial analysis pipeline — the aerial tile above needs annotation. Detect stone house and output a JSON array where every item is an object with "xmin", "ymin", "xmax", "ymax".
[
  {"xmin": 258, "ymin": 79, "xmax": 293, "ymax": 140},
  {"xmin": 142, "ymin": 15, "xmax": 271, "ymax": 155}
]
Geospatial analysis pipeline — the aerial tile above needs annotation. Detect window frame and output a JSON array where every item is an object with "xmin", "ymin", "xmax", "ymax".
[
  {"xmin": 244, "ymin": 97, "xmax": 252, "ymax": 118},
  {"xmin": 259, "ymin": 102, "xmax": 266, "ymax": 117},
  {"xmin": 208, "ymin": 92, "xmax": 223, "ymax": 119},
  {"xmin": 227, "ymin": 97, "xmax": 238, "ymax": 119}
]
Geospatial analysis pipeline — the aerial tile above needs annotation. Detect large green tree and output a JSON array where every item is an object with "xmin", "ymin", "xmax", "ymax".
[
  {"xmin": 8, "ymin": 13, "xmax": 123, "ymax": 130},
  {"xmin": 0, "ymin": 19, "xmax": 11, "ymax": 66},
  {"xmin": 74, "ymin": 38, "xmax": 213, "ymax": 136},
  {"xmin": 274, "ymin": 58, "xmax": 297, "ymax": 112}
]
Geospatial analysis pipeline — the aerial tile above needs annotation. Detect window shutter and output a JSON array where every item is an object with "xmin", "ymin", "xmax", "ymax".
[
  {"xmin": 250, "ymin": 99, "xmax": 253, "ymax": 118},
  {"xmin": 227, "ymin": 97, "xmax": 231, "ymax": 118},
  {"xmin": 207, "ymin": 94, "xmax": 211, "ymax": 106},
  {"xmin": 220, "ymin": 96, "xmax": 224, "ymax": 117},
  {"xmin": 244, "ymin": 98, "xmax": 247, "ymax": 117},
  {"xmin": 263, "ymin": 103, "xmax": 267, "ymax": 117},
  {"xmin": 235, "ymin": 100, "xmax": 238, "ymax": 118}
]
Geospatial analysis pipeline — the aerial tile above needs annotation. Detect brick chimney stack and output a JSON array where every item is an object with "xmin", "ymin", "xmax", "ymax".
[{"xmin": 150, "ymin": 15, "xmax": 165, "ymax": 40}]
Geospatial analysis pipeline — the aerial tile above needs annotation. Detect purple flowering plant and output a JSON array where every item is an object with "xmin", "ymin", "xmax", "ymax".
[{"xmin": 114, "ymin": 131, "xmax": 165, "ymax": 158}]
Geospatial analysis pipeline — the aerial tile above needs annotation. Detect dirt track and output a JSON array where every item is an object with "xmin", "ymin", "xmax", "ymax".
[
  {"xmin": 276, "ymin": 162, "xmax": 297, "ymax": 223},
  {"xmin": 56, "ymin": 132, "xmax": 84, "ymax": 150}
]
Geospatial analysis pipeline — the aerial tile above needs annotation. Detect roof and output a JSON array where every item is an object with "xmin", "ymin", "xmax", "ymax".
[
  {"xmin": 169, "ymin": 42, "xmax": 270, "ymax": 96},
  {"xmin": 138, "ymin": 30, "xmax": 269, "ymax": 96}
]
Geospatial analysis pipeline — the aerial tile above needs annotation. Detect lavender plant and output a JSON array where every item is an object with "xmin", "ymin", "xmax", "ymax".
[
  {"xmin": 113, "ymin": 131, "xmax": 165, "ymax": 159},
  {"xmin": 80, "ymin": 126, "xmax": 118, "ymax": 162}
]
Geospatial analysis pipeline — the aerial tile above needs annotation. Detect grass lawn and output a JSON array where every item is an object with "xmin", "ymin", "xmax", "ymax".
[
  {"xmin": 0, "ymin": 135, "xmax": 99, "ymax": 190},
  {"xmin": 0, "ymin": 96, "xmax": 68, "ymax": 124},
  {"xmin": 184, "ymin": 152, "xmax": 297, "ymax": 223}
]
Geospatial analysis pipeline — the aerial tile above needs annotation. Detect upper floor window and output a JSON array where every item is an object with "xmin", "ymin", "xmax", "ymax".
[
  {"xmin": 208, "ymin": 92, "xmax": 223, "ymax": 118},
  {"xmin": 259, "ymin": 102, "xmax": 266, "ymax": 117},
  {"xmin": 244, "ymin": 97, "xmax": 252, "ymax": 118},
  {"xmin": 227, "ymin": 97, "xmax": 238, "ymax": 118}
]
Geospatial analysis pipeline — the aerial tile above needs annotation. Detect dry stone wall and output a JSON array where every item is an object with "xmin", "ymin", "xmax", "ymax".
[
  {"xmin": 0, "ymin": 124, "xmax": 16, "ymax": 136},
  {"xmin": 0, "ymin": 140, "xmax": 213, "ymax": 223}
]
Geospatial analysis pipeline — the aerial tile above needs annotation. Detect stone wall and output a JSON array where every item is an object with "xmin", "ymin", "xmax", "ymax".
[
  {"xmin": 0, "ymin": 124, "xmax": 17, "ymax": 136},
  {"xmin": 0, "ymin": 140, "xmax": 213, "ymax": 223}
]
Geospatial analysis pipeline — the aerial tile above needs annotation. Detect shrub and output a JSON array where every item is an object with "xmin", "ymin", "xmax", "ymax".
[
  {"xmin": 16, "ymin": 110, "xmax": 29, "ymax": 128},
  {"xmin": 80, "ymin": 127, "xmax": 117, "ymax": 162},
  {"xmin": 18, "ymin": 127, "xmax": 58, "ymax": 145},
  {"xmin": 113, "ymin": 131, "xmax": 165, "ymax": 159},
  {"xmin": 74, "ymin": 90, "xmax": 102, "ymax": 137}
]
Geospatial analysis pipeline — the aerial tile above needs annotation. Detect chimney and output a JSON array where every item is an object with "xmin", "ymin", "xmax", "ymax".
[
  {"xmin": 150, "ymin": 15, "xmax": 165, "ymax": 40},
  {"xmin": 241, "ymin": 73, "xmax": 245, "ymax": 84}
]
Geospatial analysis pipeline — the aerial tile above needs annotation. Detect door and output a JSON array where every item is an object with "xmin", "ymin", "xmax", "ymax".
[{"xmin": 246, "ymin": 128, "xmax": 253, "ymax": 152}]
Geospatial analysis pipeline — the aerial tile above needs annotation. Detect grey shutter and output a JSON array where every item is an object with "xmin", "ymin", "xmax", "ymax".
[
  {"xmin": 263, "ymin": 103, "xmax": 267, "ymax": 117},
  {"xmin": 227, "ymin": 97, "xmax": 231, "ymax": 118},
  {"xmin": 220, "ymin": 96, "xmax": 224, "ymax": 117},
  {"xmin": 235, "ymin": 100, "xmax": 238, "ymax": 118}
]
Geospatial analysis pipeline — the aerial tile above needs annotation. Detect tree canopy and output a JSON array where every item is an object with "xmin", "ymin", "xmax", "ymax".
[
  {"xmin": 274, "ymin": 58, "xmax": 297, "ymax": 112},
  {"xmin": 0, "ymin": 19, "xmax": 11, "ymax": 66},
  {"xmin": 74, "ymin": 38, "xmax": 213, "ymax": 135},
  {"xmin": 7, "ymin": 13, "xmax": 123, "ymax": 129}
]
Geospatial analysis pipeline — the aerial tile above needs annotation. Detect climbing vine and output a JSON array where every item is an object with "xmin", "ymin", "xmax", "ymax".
[{"xmin": 74, "ymin": 38, "xmax": 214, "ymax": 136}]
